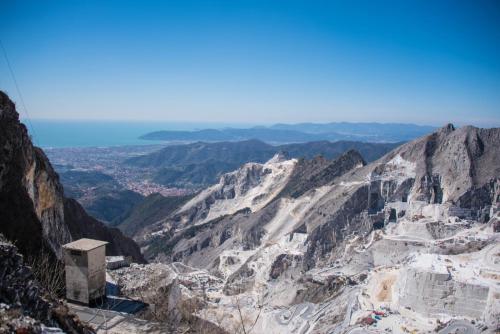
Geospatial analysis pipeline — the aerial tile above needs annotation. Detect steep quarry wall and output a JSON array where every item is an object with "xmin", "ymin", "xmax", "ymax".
[
  {"xmin": 397, "ymin": 268, "xmax": 490, "ymax": 318},
  {"xmin": 175, "ymin": 156, "xmax": 296, "ymax": 227}
]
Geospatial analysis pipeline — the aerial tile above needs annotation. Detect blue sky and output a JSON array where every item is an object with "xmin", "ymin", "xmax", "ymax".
[{"xmin": 0, "ymin": 0, "xmax": 499, "ymax": 126}]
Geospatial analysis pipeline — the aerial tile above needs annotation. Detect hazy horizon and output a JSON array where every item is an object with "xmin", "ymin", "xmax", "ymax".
[
  {"xmin": 20, "ymin": 117, "xmax": 500, "ymax": 129},
  {"xmin": 26, "ymin": 117, "xmax": 440, "ymax": 126}
]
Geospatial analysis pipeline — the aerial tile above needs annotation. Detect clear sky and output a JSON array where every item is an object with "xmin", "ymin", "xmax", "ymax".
[{"xmin": 1, "ymin": 0, "xmax": 499, "ymax": 126}]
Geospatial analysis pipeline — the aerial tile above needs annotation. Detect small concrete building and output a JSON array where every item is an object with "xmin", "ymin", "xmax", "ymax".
[
  {"xmin": 106, "ymin": 255, "xmax": 128, "ymax": 270},
  {"xmin": 63, "ymin": 238, "xmax": 108, "ymax": 305}
]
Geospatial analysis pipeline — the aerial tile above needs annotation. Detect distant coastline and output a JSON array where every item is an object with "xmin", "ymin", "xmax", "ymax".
[
  {"xmin": 28, "ymin": 119, "xmax": 437, "ymax": 148},
  {"xmin": 27, "ymin": 119, "xmax": 251, "ymax": 148},
  {"xmin": 139, "ymin": 122, "xmax": 436, "ymax": 144}
]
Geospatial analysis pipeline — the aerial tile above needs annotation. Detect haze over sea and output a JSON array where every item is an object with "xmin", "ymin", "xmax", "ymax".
[{"xmin": 28, "ymin": 119, "xmax": 250, "ymax": 148}]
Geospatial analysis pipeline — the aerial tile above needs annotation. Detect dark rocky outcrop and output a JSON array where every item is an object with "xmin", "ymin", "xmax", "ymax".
[
  {"xmin": 0, "ymin": 235, "xmax": 94, "ymax": 333},
  {"xmin": 0, "ymin": 91, "xmax": 71, "ymax": 257},
  {"xmin": 0, "ymin": 91, "xmax": 144, "ymax": 263},
  {"xmin": 223, "ymin": 262, "xmax": 256, "ymax": 295},
  {"xmin": 278, "ymin": 149, "xmax": 365, "ymax": 199},
  {"xmin": 269, "ymin": 253, "xmax": 303, "ymax": 279}
]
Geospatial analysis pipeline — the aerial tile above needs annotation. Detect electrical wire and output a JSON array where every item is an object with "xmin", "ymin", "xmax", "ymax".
[{"xmin": 0, "ymin": 39, "xmax": 38, "ymax": 142}]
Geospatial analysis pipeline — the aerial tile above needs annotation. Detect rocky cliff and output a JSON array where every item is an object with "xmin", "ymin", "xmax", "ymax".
[{"xmin": 0, "ymin": 91, "xmax": 144, "ymax": 262}]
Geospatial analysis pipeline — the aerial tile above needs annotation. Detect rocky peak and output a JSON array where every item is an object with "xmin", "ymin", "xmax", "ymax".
[
  {"xmin": 267, "ymin": 151, "xmax": 290, "ymax": 163},
  {"xmin": 339, "ymin": 149, "xmax": 366, "ymax": 167},
  {"xmin": 0, "ymin": 91, "xmax": 18, "ymax": 120},
  {"xmin": 437, "ymin": 123, "xmax": 455, "ymax": 134},
  {"xmin": 402, "ymin": 124, "xmax": 499, "ymax": 203}
]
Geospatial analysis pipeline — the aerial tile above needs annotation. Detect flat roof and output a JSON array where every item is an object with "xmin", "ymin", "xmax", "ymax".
[{"xmin": 62, "ymin": 238, "xmax": 108, "ymax": 251}]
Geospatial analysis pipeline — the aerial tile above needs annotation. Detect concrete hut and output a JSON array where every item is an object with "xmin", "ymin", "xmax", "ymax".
[{"xmin": 62, "ymin": 238, "xmax": 108, "ymax": 305}]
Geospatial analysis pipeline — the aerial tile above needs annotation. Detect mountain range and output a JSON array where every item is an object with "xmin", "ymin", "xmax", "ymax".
[
  {"xmin": 140, "ymin": 122, "xmax": 435, "ymax": 143},
  {"xmin": 50, "ymin": 138, "xmax": 401, "ymax": 229},
  {"xmin": 125, "ymin": 139, "xmax": 400, "ymax": 188},
  {"xmin": 116, "ymin": 123, "xmax": 500, "ymax": 333}
]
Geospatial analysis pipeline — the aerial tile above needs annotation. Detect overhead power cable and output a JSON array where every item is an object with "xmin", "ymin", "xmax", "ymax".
[{"xmin": 0, "ymin": 39, "xmax": 38, "ymax": 142}]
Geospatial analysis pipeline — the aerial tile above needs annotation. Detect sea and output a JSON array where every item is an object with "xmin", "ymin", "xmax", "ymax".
[{"xmin": 26, "ymin": 119, "xmax": 250, "ymax": 148}]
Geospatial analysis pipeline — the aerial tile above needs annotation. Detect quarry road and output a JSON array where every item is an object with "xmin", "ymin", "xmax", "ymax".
[
  {"xmin": 438, "ymin": 320, "xmax": 479, "ymax": 334},
  {"xmin": 274, "ymin": 303, "xmax": 315, "ymax": 325},
  {"xmin": 68, "ymin": 303, "xmax": 158, "ymax": 333},
  {"xmin": 382, "ymin": 234, "xmax": 429, "ymax": 242},
  {"xmin": 347, "ymin": 327, "xmax": 378, "ymax": 334}
]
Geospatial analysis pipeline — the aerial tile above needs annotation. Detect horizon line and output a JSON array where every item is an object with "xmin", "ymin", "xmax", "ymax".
[{"xmin": 24, "ymin": 117, "xmax": 440, "ymax": 128}]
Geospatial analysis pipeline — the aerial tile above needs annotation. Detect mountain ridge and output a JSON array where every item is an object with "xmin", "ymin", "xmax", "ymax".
[
  {"xmin": 125, "ymin": 139, "xmax": 400, "ymax": 188},
  {"xmin": 140, "ymin": 122, "xmax": 436, "ymax": 143}
]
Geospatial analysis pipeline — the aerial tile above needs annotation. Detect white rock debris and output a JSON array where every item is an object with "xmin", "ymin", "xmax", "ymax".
[{"xmin": 179, "ymin": 156, "xmax": 297, "ymax": 226}]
